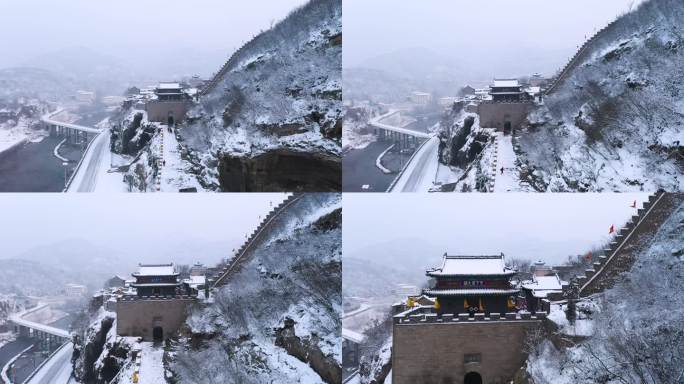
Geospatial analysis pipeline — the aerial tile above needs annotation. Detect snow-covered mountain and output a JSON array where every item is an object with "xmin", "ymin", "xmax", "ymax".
[
  {"xmin": 71, "ymin": 194, "xmax": 342, "ymax": 384},
  {"xmin": 435, "ymin": 0, "xmax": 683, "ymax": 192},
  {"xmin": 518, "ymin": 0, "xmax": 683, "ymax": 191},
  {"xmin": 0, "ymin": 67, "xmax": 79, "ymax": 102},
  {"xmin": 22, "ymin": 47, "xmax": 137, "ymax": 96},
  {"xmin": 177, "ymin": 0, "xmax": 341, "ymax": 192},
  {"xmin": 0, "ymin": 259, "xmax": 86, "ymax": 296},
  {"xmin": 171, "ymin": 194, "xmax": 341, "ymax": 383},
  {"xmin": 343, "ymin": 67, "xmax": 431, "ymax": 104},
  {"xmin": 526, "ymin": 197, "xmax": 684, "ymax": 383}
]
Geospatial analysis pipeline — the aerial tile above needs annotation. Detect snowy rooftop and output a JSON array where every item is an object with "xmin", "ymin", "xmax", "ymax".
[
  {"xmin": 134, "ymin": 263, "xmax": 177, "ymax": 276},
  {"xmin": 424, "ymin": 288, "xmax": 519, "ymax": 296},
  {"xmin": 522, "ymin": 275, "xmax": 566, "ymax": 298},
  {"xmin": 157, "ymin": 82, "xmax": 182, "ymax": 90},
  {"xmin": 184, "ymin": 275, "xmax": 206, "ymax": 286},
  {"xmin": 492, "ymin": 79, "xmax": 520, "ymax": 88},
  {"xmin": 342, "ymin": 328, "xmax": 366, "ymax": 344},
  {"xmin": 427, "ymin": 254, "xmax": 516, "ymax": 277}
]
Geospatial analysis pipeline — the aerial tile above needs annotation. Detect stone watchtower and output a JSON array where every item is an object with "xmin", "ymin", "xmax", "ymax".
[
  {"xmin": 392, "ymin": 252, "xmax": 545, "ymax": 384},
  {"xmin": 146, "ymin": 82, "xmax": 191, "ymax": 126},
  {"xmin": 116, "ymin": 263, "xmax": 196, "ymax": 342},
  {"xmin": 478, "ymin": 79, "xmax": 532, "ymax": 134}
]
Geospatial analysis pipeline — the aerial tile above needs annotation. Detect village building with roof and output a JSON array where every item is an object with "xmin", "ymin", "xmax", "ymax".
[{"xmin": 521, "ymin": 261, "xmax": 567, "ymax": 313}]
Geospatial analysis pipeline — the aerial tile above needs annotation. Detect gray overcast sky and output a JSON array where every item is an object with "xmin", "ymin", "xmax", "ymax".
[
  {"xmin": 344, "ymin": 0, "xmax": 644, "ymax": 77},
  {"xmin": 0, "ymin": 193, "xmax": 287, "ymax": 259},
  {"xmin": 343, "ymin": 193, "xmax": 649, "ymax": 265},
  {"xmin": 0, "ymin": 0, "xmax": 309, "ymax": 71}
]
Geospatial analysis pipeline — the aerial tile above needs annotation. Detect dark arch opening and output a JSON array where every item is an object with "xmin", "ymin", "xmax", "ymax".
[
  {"xmin": 504, "ymin": 121, "xmax": 512, "ymax": 134},
  {"xmin": 167, "ymin": 115, "xmax": 175, "ymax": 127},
  {"xmin": 153, "ymin": 326, "xmax": 164, "ymax": 342},
  {"xmin": 464, "ymin": 372, "xmax": 482, "ymax": 384}
]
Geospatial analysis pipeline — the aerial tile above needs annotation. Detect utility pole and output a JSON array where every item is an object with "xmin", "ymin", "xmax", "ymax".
[{"xmin": 63, "ymin": 162, "xmax": 69, "ymax": 189}]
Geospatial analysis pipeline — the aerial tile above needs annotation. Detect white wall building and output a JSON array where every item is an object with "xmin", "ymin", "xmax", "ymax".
[
  {"xmin": 410, "ymin": 91, "xmax": 432, "ymax": 105},
  {"xmin": 65, "ymin": 283, "xmax": 87, "ymax": 297}
]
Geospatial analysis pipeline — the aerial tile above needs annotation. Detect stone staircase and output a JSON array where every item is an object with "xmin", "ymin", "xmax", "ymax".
[
  {"xmin": 209, "ymin": 193, "xmax": 303, "ymax": 288},
  {"xmin": 545, "ymin": 19, "xmax": 618, "ymax": 96},
  {"xmin": 577, "ymin": 192, "xmax": 683, "ymax": 297}
]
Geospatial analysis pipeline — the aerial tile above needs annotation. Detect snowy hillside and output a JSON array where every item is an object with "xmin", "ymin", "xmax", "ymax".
[
  {"xmin": 22, "ymin": 47, "xmax": 136, "ymax": 96},
  {"xmin": 343, "ymin": 68, "xmax": 420, "ymax": 104},
  {"xmin": 517, "ymin": 0, "xmax": 683, "ymax": 191},
  {"xmin": 0, "ymin": 67, "xmax": 79, "ymax": 101},
  {"xmin": 0, "ymin": 259, "xmax": 86, "ymax": 296},
  {"xmin": 342, "ymin": 103, "xmax": 383, "ymax": 152},
  {"xmin": 71, "ymin": 194, "xmax": 342, "ymax": 383},
  {"xmin": 527, "ymin": 198, "xmax": 684, "ymax": 383},
  {"xmin": 170, "ymin": 193, "xmax": 342, "ymax": 383},
  {"xmin": 0, "ymin": 98, "xmax": 50, "ymax": 153},
  {"xmin": 179, "ymin": 0, "xmax": 342, "ymax": 192}
]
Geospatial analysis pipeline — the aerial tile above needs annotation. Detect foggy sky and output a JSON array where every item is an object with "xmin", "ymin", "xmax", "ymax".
[
  {"xmin": 0, "ymin": 193, "xmax": 288, "ymax": 261},
  {"xmin": 343, "ymin": 193, "xmax": 650, "ymax": 265},
  {"xmin": 0, "ymin": 0, "xmax": 309, "ymax": 76},
  {"xmin": 344, "ymin": 0, "xmax": 645, "ymax": 77}
]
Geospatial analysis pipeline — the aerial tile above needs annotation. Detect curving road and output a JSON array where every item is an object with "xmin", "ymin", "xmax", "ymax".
[
  {"xmin": 67, "ymin": 131, "xmax": 109, "ymax": 192},
  {"xmin": 389, "ymin": 136, "xmax": 439, "ymax": 192},
  {"xmin": 26, "ymin": 343, "xmax": 74, "ymax": 384}
]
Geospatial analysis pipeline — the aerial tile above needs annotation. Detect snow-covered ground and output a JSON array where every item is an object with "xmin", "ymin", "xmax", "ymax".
[
  {"xmin": 0, "ymin": 332, "xmax": 15, "ymax": 350},
  {"xmin": 0, "ymin": 118, "xmax": 48, "ymax": 153},
  {"xmin": 493, "ymin": 132, "xmax": 520, "ymax": 192},
  {"xmin": 137, "ymin": 343, "xmax": 165, "ymax": 384},
  {"xmin": 343, "ymin": 126, "xmax": 375, "ymax": 151},
  {"xmin": 153, "ymin": 126, "xmax": 203, "ymax": 192},
  {"xmin": 375, "ymin": 144, "xmax": 394, "ymax": 174},
  {"xmin": 547, "ymin": 302, "xmax": 596, "ymax": 337}
]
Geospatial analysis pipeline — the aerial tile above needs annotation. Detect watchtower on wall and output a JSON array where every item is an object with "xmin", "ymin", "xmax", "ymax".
[
  {"xmin": 116, "ymin": 263, "xmax": 196, "ymax": 342},
  {"xmin": 478, "ymin": 79, "xmax": 533, "ymax": 134},
  {"xmin": 392, "ymin": 252, "xmax": 545, "ymax": 384}
]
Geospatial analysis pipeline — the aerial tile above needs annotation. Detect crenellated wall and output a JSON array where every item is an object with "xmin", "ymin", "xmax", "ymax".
[
  {"xmin": 478, "ymin": 101, "xmax": 530, "ymax": 131},
  {"xmin": 210, "ymin": 193, "xmax": 303, "ymax": 287},
  {"xmin": 545, "ymin": 19, "xmax": 620, "ymax": 95},
  {"xmin": 392, "ymin": 308, "xmax": 544, "ymax": 384},
  {"xmin": 577, "ymin": 192, "xmax": 683, "ymax": 296},
  {"xmin": 116, "ymin": 296, "xmax": 195, "ymax": 341}
]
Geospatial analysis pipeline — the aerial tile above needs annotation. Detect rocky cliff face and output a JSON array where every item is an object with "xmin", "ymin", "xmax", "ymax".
[
  {"xmin": 72, "ymin": 307, "xmax": 132, "ymax": 384},
  {"xmin": 517, "ymin": 0, "xmax": 683, "ymax": 191},
  {"xmin": 179, "ymin": 0, "xmax": 342, "ymax": 192},
  {"xmin": 169, "ymin": 194, "xmax": 342, "ymax": 383}
]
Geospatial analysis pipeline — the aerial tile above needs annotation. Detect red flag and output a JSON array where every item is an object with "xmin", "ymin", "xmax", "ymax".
[
  {"xmin": 630, "ymin": 200, "xmax": 636, "ymax": 208},
  {"xmin": 609, "ymin": 224, "xmax": 615, "ymax": 234}
]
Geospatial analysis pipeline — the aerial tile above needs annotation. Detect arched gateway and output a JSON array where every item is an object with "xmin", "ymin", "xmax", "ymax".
[
  {"xmin": 464, "ymin": 371, "xmax": 482, "ymax": 384},
  {"xmin": 153, "ymin": 326, "xmax": 164, "ymax": 342}
]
